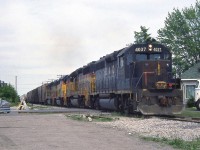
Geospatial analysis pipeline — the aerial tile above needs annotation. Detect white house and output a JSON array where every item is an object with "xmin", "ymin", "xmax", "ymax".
[{"xmin": 181, "ymin": 62, "xmax": 200, "ymax": 105}]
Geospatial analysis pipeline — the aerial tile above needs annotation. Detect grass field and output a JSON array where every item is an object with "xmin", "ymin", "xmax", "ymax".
[{"xmin": 176, "ymin": 107, "xmax": 200, "ymax": 118}]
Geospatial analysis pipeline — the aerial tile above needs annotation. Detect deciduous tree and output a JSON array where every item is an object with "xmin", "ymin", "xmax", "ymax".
[
  {"xmin": 158, "ymin": 1, "xmax": 200, "ymax": 76},
  {"xmin": 0, "ymin": 85, "xmax": 19, "ymax": 103}
]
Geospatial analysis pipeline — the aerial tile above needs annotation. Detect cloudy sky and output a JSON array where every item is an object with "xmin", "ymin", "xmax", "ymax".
[{"xmin": 0, "ymin": 0, "xmax": 196, "ymax": 95}]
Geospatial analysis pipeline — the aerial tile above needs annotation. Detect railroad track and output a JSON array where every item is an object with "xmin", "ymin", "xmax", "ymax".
[
  {"xmin": 126, "ymin": 113, "xmax": 200, "ymax": 124},
  {"xmin": 159, "ymin": 116, "xmax": 200, "ymax": 123}
]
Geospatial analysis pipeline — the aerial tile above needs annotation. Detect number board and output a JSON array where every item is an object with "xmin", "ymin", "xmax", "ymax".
[{"xmin": 134, "ymin": 44, "xmax": 162, "ymax": 53}]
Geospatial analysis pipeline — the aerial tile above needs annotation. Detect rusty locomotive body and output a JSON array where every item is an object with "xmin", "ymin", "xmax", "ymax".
[{"xmin": 27, "ymin": 43, "xmax": 183, "ymax": 115}]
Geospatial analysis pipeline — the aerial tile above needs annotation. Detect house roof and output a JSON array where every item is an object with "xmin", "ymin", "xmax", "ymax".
[{"xmin": 181, "ymin": 62, "xmax": 200, "ymax": 79}]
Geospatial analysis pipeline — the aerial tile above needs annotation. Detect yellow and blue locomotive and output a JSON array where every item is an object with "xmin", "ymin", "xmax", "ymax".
[{"xmin": 27, "ymin": 42, "xmax": 183, "ymax": 115}]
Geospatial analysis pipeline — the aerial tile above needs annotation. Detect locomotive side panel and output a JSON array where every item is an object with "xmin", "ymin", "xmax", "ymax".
[
  {"xmin": 95, "ymin": 59, "xmax": 105, "ymax": 93},
  {"xmin": 117, "ymin": 54, "xmax": 131, "ymax": 92}
]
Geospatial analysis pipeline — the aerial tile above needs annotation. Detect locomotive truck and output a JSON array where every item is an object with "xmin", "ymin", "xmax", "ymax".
[{"xmin": 27, "ymin": 42, "xmax": 183, "ymax": 115}]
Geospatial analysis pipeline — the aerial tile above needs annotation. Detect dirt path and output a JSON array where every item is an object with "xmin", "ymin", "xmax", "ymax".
[{"xmin": 0, "ymin": 114, "xmax": 174, "ymax": 150}]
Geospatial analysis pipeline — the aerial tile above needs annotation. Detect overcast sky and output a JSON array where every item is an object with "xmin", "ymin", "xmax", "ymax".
[{"xmin": 0, "ymin": 0, "xmax": 197, "ymax": 96}]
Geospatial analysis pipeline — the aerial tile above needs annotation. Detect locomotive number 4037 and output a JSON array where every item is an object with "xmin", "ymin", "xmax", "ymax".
[{"xmin": 135, "ymin": 47, "xmax": 162, "ymax": 52}]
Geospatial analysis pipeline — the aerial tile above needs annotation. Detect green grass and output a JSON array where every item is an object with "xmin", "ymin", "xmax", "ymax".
[
  {"xmin": 111, "ymin": 112, "xmax": 124, "ymax": 116},
  {"xmin": 92, "ymin": 116, "xmax": 114, "ymax": 122},
  {"xmin": 66, "ymin": 114, "xmax": 115, "ymax": 122},
  {"xmin": 25, "ymin": 103, "xmax": 52, "ymax": 110},
  {"xmin": 176, "ymin": 107, "xmax": 200, "ymax": 118},
  {"xmin": 142, "ymin": 137, "xmax": 200, "ymax": 150},
  {"xmin": 68, "ymin": 115, "xmax": 86, "ymax": 121},
  {"xmin": 31, "ymin": 105, "xmax": 49, "ymax": 109}
]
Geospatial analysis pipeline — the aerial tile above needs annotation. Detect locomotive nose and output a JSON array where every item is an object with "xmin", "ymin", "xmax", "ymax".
[
  {"xmin": 138, "ymin": 89, "xmax": 183, "ymax": 115},
  {"xmin": 158, "ymin": 96, "xmax": 169, "ymax": 107}
]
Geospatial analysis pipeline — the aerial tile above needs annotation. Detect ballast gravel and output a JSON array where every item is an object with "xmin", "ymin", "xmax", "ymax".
[{"xmin": 95, "ymin": 117, "xmax": 200, "ymax": 141}]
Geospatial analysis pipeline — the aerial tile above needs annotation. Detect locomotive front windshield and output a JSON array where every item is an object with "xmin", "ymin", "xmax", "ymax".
[
  {"xmin": 136, "ymin": 53, "xmax": 161, "ymax": 61},
  {"xmin": 134, "ymin": 44, "xmax": 171, "ymax": 61}
]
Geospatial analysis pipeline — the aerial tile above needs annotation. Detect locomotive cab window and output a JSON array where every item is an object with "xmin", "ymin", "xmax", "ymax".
[
  {"xmin": 136, "ymin": 53, "xmax": 162, "ymax": 61},
  {"xmin": 150, "ymin": 54, "xmax": 161, "ymax": 60},
  {"xmin": 136, "ymin": 54, "xmax": 147, "ymax": 61}
]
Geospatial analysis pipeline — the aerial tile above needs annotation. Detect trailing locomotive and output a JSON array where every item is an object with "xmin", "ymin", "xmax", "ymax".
[{"xmin": 26, "ymin": 42, "xmax": 183, "ymax": 115}]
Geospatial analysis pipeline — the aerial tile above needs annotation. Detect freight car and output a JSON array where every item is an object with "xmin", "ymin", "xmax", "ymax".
[
  {"xmin": 27, "ymin": 88, "xmax": 39, "ymax": 104},
  {"xmin": 27, "ymin": 42, "xmax": 183, "ymax": 115}
]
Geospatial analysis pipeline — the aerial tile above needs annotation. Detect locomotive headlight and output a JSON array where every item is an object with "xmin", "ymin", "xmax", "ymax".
[
  {"xmin": 156, "ymin": 81, "xmax": 167, "ymax": 89},
  {"xmin": 166, "ymin": 63, "xmax": 169, "ymax": 67},
  {"xmin": 148, "ymin": 44, "xmax": 153, "ymax": 51}
]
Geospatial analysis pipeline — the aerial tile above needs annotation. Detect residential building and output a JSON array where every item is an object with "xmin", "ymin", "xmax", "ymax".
[{"xmin": 181, "ymin": 62, "xmax": 200, "ymax": 105}]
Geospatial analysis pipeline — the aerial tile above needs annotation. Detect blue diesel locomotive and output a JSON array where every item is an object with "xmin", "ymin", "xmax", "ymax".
[{"xmin": 27, "ymin": 42, "xmax": 183, "ymax": 115}]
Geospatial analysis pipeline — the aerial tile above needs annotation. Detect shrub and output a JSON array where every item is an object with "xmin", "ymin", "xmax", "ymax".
[{"xmin": 187, "ymin": 96, "xmax": 195, "ymax": 108}]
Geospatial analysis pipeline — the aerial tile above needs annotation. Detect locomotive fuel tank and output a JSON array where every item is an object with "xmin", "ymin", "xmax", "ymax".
[
  {"xmin": 98, "ymin": 94, "xmax": 118, "ymax": 110},
  {"xmin": 70, "ymin": 96, "xmax": 83, "ymax": 107}
]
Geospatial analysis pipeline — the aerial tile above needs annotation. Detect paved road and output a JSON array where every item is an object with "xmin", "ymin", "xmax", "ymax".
[{"xmin": 0, "ymin": 113, "xmax": 174, "ymax": 150}]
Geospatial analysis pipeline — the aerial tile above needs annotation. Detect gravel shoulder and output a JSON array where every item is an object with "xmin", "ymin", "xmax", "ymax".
[
  {"xmin": 0, "ymin": 113, "xmax": 174, "ymax": 150},
  {"xmin": 95, "ymin": 116, "xmax": 200, "ymax": 141}
]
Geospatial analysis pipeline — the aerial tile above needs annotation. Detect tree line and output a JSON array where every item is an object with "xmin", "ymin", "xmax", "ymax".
[
  {"xmin": 134, "ymin": 1, "xmax": 200, "ymax": 77},
  {"xmin": 0, "ymin": 85, "xmax": 19, "ymax": 104}
]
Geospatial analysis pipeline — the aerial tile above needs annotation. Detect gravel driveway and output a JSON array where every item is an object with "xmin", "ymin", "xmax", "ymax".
[{"xmin": 0, "ymin": 113, "xmax": 174, "ymax": 150}]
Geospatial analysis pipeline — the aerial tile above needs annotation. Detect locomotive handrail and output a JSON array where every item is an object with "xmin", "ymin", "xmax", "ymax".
[
  {"xmin": 135, "ymin": 72, "xmax": 155, "ymax": 89},
  {"xmin": 135, "ymin": 73, "xmax": 144, "ymax": 89}
]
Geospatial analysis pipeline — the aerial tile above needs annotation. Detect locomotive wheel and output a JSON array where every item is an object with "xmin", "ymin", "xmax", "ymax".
[
  {"xmin": 60, "ymin": 99, "xmax": 64, "ymax": 107},
  {"xmin": 81, "ymin": 98, "xmax": 86, "ymax": 108},
  {"xmin": 89, "ymin": 98, "xmax": 93, "ymax": 109},
  {"xmin": 123, "ymin": 100, "xmax": 130, "ymax": 116},
  {"xmin": 77, "ymin": 98, "xmax": 81, "ymax": 108},
  {"xmin": 196, "ymin": 99, "xmax": 200, "ymax": 111},
  {"xmin": 94, "ymin": 98, "xmax": 100, "ymax": 110},
  {"xmin": 66, "ymin": 98, "xmax": 71, "ymax": 108},
  {"xmin": 124, "ymin": 107, "xmax": 130, "ymax": 116},
  {"xmin": 78, "ymin": 98, "xmax": 85, "ymax": 108}
]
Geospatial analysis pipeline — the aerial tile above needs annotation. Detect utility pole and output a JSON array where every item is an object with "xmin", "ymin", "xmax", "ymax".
[{"xmin": 15, "ymin": 76, "xmax": 17, "ymax": 92}]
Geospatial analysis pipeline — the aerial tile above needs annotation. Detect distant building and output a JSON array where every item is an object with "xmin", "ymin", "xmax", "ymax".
[
  {"xmin": 0, "ymin": 80, "xmax": 7, "ymax": 87},
  {"xmin": 181, "ymin": 62, "xmax": 200, "ymax": 105}
]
